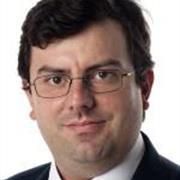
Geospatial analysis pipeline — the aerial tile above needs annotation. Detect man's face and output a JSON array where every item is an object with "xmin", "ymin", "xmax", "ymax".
[{"xmin": 27, "ymin": 20, "xmax": 153, "ymax": 176}]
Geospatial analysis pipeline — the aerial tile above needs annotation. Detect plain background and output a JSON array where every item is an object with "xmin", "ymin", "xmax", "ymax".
[{"xmin": 0, "ymin": 0, "xmax": 180, "ymax": 179}]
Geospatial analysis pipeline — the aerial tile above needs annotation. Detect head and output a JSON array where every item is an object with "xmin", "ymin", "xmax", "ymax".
[{"xmin": 18, "ymin": 0, "xmax": 154, "ymax": 178}]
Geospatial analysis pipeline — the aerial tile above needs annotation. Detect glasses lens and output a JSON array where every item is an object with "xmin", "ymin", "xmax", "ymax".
[
  {"xmin": 88, "ymin": 70, "xmax": 123, "ymax": 93},
  {"xmin": 34, "ymin": 74, "xmax": 70, "ymax": 98},
  {"xmin": 32, "ymin": 71, "xmax": 131, "ymax": 98}
]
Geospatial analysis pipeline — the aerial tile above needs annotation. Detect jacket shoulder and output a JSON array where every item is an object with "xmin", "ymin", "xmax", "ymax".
[
  {"xmin": 158, "ymin": 155, "xmax": 180, "ymax": 179},
  {"xmin": 6, "ymin": 163, "xmax": 51, "ymax": 180},
  {"xmin": 133, "ymin": 132, "xmax": 180, "ymax": 180}
]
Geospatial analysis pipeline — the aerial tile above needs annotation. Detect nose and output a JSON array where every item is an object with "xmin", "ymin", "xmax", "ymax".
[{"xmin": 66, "ymin": 78, "xmax": 95, "ymax": 113}]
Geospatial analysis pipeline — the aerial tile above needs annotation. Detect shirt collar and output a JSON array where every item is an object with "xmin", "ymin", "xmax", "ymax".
[{"xmin": 48, "ymin": 133, "xmax": 144, "ymax": 180}]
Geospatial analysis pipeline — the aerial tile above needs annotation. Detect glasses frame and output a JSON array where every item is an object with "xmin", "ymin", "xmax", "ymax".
[{"xmin": 24, "ymin": 71, "xmax": 134, "ymax": 99}]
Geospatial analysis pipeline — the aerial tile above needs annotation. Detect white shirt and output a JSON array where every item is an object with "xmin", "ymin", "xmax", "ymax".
[{"xmin": 48, "ymin": 133, "xmax": 144, "ymax": 180}]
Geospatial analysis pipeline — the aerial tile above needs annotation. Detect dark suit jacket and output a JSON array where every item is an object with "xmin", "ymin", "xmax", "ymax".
[{"xmin": 7, "ymin": 133, "xmax": 180, "ymax": 180}]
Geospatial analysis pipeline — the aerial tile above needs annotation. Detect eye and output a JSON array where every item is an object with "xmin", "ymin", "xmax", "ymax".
[
  {"xmin": 93, "ymin": 70, "xmax": 119, "ymax": 81},
  {"xmin": 50, "ymin": 76, "xmax": 62, "ymax": 84},
  {"xmin": 45, "ymin": 74, "xmax": 67, "ymax": 86},
  {"xmin": 97, "ymin": 71, "xmax": 110, "ymax": 79}
]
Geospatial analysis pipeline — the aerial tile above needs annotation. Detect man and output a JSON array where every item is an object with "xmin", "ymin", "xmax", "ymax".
[{"xmin": 7, "ymin": 0, "xmax": 180, "ymax": 179}]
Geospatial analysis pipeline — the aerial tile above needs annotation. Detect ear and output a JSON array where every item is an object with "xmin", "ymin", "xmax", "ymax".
[
  {"xmin": 22, "ymin": 79, "xmax": 37, "ymax": 120},
  {"xmin": 140, "ymin": 69, "xmax": 154, "ymax": 110}
]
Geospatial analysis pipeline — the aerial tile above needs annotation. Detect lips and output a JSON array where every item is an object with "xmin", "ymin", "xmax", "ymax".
[{"xmin": 63, "ymin": 120, "xmax": 106, "ymax": 134}]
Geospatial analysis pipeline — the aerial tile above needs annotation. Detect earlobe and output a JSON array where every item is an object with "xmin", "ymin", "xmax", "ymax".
[
  {"xmin": 22, "ymin": 79, "xmax": 37, "ymax": 120},
  {"xmin": 25, "ymin": 91, "xmax": 37, "ymax": 120},
  {"xmin": 141, "ymin": 69, "xmax": 154, "ymax": 110},
  {"xmin": 30, "ymin": 110, "xmax": 36, "ymax": 120}
]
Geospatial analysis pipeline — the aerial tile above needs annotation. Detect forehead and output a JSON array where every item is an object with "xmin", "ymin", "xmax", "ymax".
[{"xmin": 30, "ymin": 20, "xmax": 132, "ymax": 77}]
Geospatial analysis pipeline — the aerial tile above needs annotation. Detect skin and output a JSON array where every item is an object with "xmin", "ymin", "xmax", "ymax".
[{"xmin": 26, "ymin": 19, "xmax": 154, "ymax": 180}]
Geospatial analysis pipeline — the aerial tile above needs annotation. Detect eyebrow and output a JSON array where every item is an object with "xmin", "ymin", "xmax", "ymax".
[
  {"xmin": 37, "ymin": 66, "xmax": 67, "ymax": 75},
  {"xmin": 36, "ymin": 59, "xmax": 123, "ymax": 75},
  {"xmin": 86, "ymin": 59, "xmax": 123, "ymax": 72}
]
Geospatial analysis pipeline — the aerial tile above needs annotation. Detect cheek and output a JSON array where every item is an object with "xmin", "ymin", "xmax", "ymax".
[
  {"xmin": 98, "ymin": 88, "xmax": 142, "ymax": 115},
  {"xmin": 95, "ymin": 88, "xmax": 143, "ymax": 157},
  {"xmin": 32, "ymin": 99, "xmax": 67, "ymax": 151},
  {"xmin": 97, "ymin": 86, "xmax": 143, "ymax": 130},
  {"xmin": 32, "ymin": 98, "xmax": 65, "ymax": 134}
]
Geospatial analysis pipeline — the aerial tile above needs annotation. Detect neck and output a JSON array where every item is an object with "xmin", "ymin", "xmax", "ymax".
[
  {"xmin": 52, "ymin": 134, "xmax": 144, "ymax": 180},
  {"xmin": 55, "ymin": 148, "xmax": 132, "ymax": 179}
]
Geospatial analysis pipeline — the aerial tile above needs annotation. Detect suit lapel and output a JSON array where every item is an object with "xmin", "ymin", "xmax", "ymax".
[
  {"xmin": 132, "ymin": 132, "xmax": 169, "ymax": 180},
  {"xmin": 36, "ymin": 163, "xmax": 51, "ymax": 180}
]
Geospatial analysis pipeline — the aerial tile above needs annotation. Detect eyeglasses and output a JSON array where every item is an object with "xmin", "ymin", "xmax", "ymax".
[{"xmin": 25, "ymin": 69, "xmax": 134, "ymax": 99}]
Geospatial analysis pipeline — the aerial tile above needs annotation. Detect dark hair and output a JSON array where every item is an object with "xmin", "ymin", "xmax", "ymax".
[{"xmin": 18, "ymin": 0, "xmax": 154, "ymax": 84}]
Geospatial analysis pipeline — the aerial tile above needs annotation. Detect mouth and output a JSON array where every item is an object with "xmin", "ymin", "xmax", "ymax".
[{"xmin": 63, "ymin": 120, "xmax": 106, "ymax": 134}]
